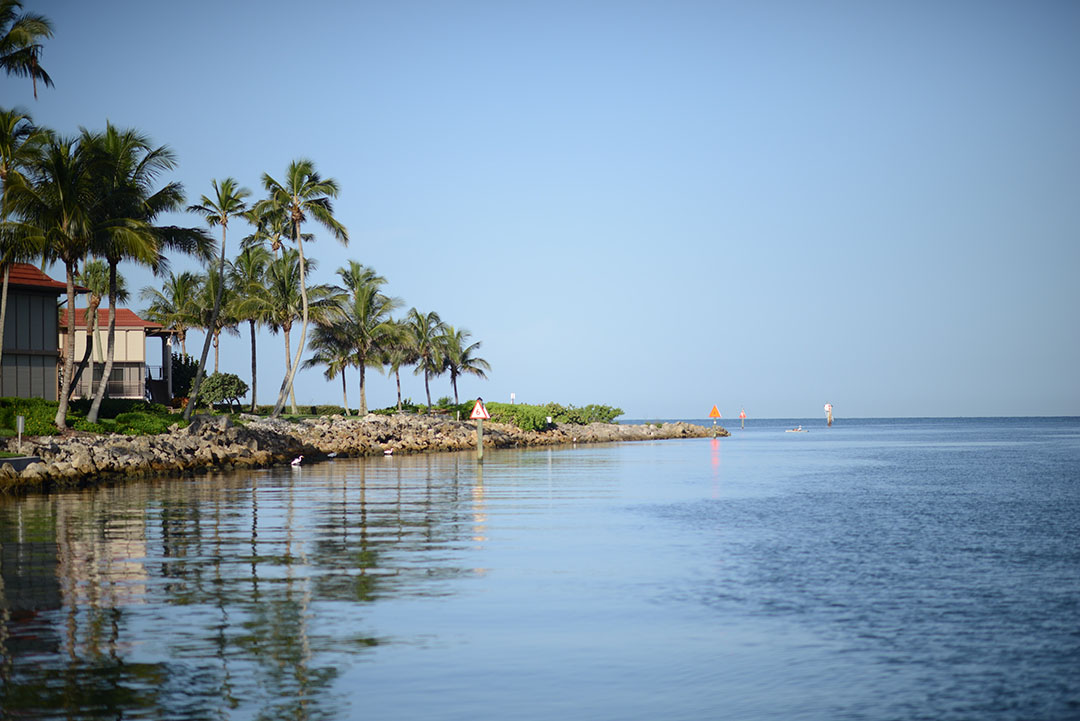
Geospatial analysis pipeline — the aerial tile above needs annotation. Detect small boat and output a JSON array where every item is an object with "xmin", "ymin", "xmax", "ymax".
[{"xmin": 785, "ymin": 426, "xmax": 807, "ymax": 433}]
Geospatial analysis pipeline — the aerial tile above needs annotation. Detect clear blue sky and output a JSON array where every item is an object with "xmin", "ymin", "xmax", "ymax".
[{"xmin": 7, "ymin": 0, "xmax": 1079, "ymax": 418}]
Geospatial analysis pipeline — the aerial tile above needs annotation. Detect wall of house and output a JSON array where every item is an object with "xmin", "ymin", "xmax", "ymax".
[
  {"xmin": 71, "ymin": 328, "xmax": 146, "ymax": 363},
  {"xmin": 0, "ymin": 290, "xmax": 59, "ymax": 400}
]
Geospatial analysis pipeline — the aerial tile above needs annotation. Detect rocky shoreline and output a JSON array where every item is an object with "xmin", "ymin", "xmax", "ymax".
[{"xmin": 1, "ymin": 413, "xmax": 727, "ymax": 493}]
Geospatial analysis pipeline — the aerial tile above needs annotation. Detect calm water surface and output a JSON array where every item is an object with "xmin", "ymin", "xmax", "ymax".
[{"xmin": 1, "ymin": 418, "xmax": 1078, "ymax": 720}]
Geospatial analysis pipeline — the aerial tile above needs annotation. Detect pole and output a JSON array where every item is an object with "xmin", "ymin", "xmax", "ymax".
[
  {"xmin": 476, "ymin": 418, "xmax": 484, "ymax": 462},
  {"xmin": 16, "ymin": 415, "xmax": 24, "ymax": 454}
]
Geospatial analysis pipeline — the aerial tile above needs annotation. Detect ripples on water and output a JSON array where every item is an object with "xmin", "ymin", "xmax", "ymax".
[{"xmin": 0, "ymin": 418, "xmax": 1077, "ymax": 720}]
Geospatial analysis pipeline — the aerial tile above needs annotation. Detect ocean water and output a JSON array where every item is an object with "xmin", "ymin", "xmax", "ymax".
[{"xmin": 0, "ymin": 417, "xmax": 1077, "ymax": 720}]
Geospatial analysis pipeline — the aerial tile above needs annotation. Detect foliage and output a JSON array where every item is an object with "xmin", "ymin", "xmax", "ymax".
[
  {"xmin": 542, "ymin": 403, "xmax": 624, "ymax": 425},
  {"xmin": 0, "ymin": 397, "xmax": 58, "ymax": 435},
  {"xmin": 171, "ymin": 352, "xmax": 198, "ymax": 398},
  {"xmin": 485, "ymin": 402, "xmax": 550, "ymax": 432},
  {"xmin": 199, "ymin": 372, "xmax": 249, "ymax": 411},
  {"xmin": 481, "ymin": 402, "xmax": 623, "ymax": 431}
]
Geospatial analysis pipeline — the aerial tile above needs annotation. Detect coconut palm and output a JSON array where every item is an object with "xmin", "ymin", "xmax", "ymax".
[
  {"xmin": 262, "ymin": 248, "xmax": 340, "ymax": 414},
  {"xmin": 0, "ymin": 106, "xmax": 46, "ymax": 369},
  {"xmin": 184, "ymin": 177, "xmax": 250, "ymax": 420},
  {"xmin": 80, "ymin": 123, "xmax": 209, "ymax": 423},
  {"xmin": 69, "ymin": 259, "xmax": 126, "ymax": 396},
  {"xmin": 302, "ymin": 318, "xmax": 354, "ymax": 414},
  {"xmin": 140, "ymin": 270, "xmax": 201, "ymax": 356},
  {"xmin": 4, "ymin": 135, "xmax": 95, "ymax": 428},
  {"xmin": 440, "ymin": 326, "xmax": 490, "ymax": 405},
  {"xmin": 257, "ymin": 159, "xmax": 348, "ymax": 417},
  {"xmin": 193, "ymin": 263, "xmax": 239, "ymax": 375},
  {"xmin": 0, "ymin": 0, "xmax": 53, "ymax": 99},
  {"xmin": 405, "ymin": 308, "xmax": 446, "ymax": 410},
  {"xmin": 332, "ymin": 261, "xmax": 400, "ymax": 414},
  {"xmin": 379, "ymin": 320, "xmax": 417, "ymax": 411},
  {"xmin": 228, "ymin": 244, "xmax": 272, "ymax": 412}
]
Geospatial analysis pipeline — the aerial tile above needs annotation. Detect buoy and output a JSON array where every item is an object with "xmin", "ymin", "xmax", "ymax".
[{"xmin": 291, "ymin": 455, "xmax": 303, "ymax": 466}]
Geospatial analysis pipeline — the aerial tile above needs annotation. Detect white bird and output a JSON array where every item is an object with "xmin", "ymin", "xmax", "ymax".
[
  {"xmin": 291, "ymin": 455, "xmax": 303, "ymax": 466},
  {"xmin": 384, "ymin": 448, "xmax": 394, "ymax": 455},
  {"xmin": 327, "ymin": 451, "xmax": 337, "ymax": 458}
]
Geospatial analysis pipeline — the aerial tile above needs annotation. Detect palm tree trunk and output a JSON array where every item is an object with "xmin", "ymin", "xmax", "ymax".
[
  {"xmin": 55, "ymin": 263, "xmax": 78, "ymax": 430},
  {"xmin": 272, "ymin": 226, "xmax": 309, "ymax": 418},
  {"xmin": 249, "ymin": 319, "xmax": 257, "ymax": 413},
  {"xmin": 452, "ymin": 372, "xmax": 459, "ymax": 405},
  {"xmin": 359, "ymin": 364, "xmax": 366, "ymax": 415},
  {"xmin": 281, "ymin": 325, "xmax": 298, "ymax": 415},
  {"xmin": 424, "ymin": 368, "xmax": 432, "ymax": 409},
  {"xmin": 213, "ymin": 330, "xmax": 220, "ymax": 373},
  {"xmin": 68, "ymin": 298, "xmax": 98, "ymax": 398},
  {"xmin": 395, "ymin": 369, "xmax": 402, "ymax": 411},
  {"xmin": 185, "ymin": 226, "xmax": 227, "ymax": 421},
  {"xmin": 0, "ymin": 264, "xmax": 9, "ymax": 371},
  {"xmin": 88, "ymin": 264, "xmax": 120, "ymax": 423},
  {"xmin": 341, "ymin": 368, "xmax": 349, "ymax": 415}
]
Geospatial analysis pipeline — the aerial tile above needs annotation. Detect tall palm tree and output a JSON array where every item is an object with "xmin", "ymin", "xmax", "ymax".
[
  {"xmin": 0, "ymin": 0, "xmax": 53, "ymax": 99},
  {"xmin": 81, "ymin": 123, "xmax": 208, "ymax": 423},
  {"xmin": 379, "ymin": 320, "xmax": 417, "ymax": 411},
  {"xmin": 193, "ymin": 263, "xmax": 239, "ymax": 375},
  {"xmin": 302, "ymin": 319, "xmax": 354, "ymax": 415},
  {"xmin": 0, "ymin": 106, "xmax": 46, "ymax": 369},
  {"xmin": 140, "ymin": 270, "xmax": 201, "ymax": 356},
  {"xmin": 262, "ymin": 249, "xmax": 340, "ymax": 414},
  {"xmin": 229, "ymin": 244, "xmax": 271, "ymax": 412},
  {"xmin": 69, "ymin": 259, "xmax": 127, "ymax": 397},
  {"xmin": 405, "ymin": 308, "xmax": 446, "ymax": 410},
  {"xmin": 440, "ymin": 325, "xmax": 490, "ymax": 405},
  {"xmin": 4, "ymin": 135, "xmax": 95, "ymax": 429},
  {"xmin": 334, "ymin": 261, "xmax": 400, "ymax": 414},
  {"xmin": 185, "ymin": 177, "xmax": 250, "ymax": 420},
  {"xmin": 258, "ymin": 159, "xmax": 348, "ymax": 417}
]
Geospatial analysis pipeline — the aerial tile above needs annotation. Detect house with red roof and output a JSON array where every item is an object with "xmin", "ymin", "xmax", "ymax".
[
  {"xmin": 0, "ymin": 263, "xmax": 84, "ymax": 400},
  {"xmin": 58, "ymin": 307, "xmax": 176, "ymax": 404}
]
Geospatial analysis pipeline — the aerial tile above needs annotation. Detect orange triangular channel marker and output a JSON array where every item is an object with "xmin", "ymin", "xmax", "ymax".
[{"xmin": 709, "ymin": 405, "xmax": 722, "ymax": 418}]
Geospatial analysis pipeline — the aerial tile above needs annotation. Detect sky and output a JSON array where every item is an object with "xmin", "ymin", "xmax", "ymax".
[{"xmin": 5, "ymin": 0, "xmax": 1078, "ymax": 418}]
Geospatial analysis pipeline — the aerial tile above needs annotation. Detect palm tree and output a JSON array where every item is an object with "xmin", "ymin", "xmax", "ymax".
[
  {"xmin": 405, "ymin": 308, "xmax": 446, "ymax": 410},
  {"xmin": 69, "ymin": 259, "xmax": 127, "ymax": 397},
  {"xmin": 193, "ymin": 263, "xmax": 239, "ymax": 375},
  {"xmin": 258, "ymin": 159, "xmax": 348, "ymax": 417},
  {"xmin": 0, "ymin": 106, "xmax": 46, "ymax": 370},
  {"xmin": 334, "ymin": 261, "xmax": 400, "ymax": 414},
  {"xmin": 140, "ymin": 270, "xmax": 201, "ymax": 356},
  {"xmin": 262, "ymin": 249, "xmax": 340, "ymax": 414},
  {"xmin": 0, "ymin": 1, "xmax": 53, "ymax": 99},
  {"xmin": 229, "ymin": 244, "xmax": 271, "ymax": 412},
  {"xmin": 379, "ymin": 320, "xmax": 417, "ymax": 411},
  {"xmin": 185, "ymin": 177, "xmax": 250, "ymax": 420},
  {"xmin": 80, "ymin": 123, "xmax": 209, "ymax": 423},
  {"xmin": 4, "ymin": 135, "xmax": 95, "ymax": 429},
  {"xmin": 440, "ymin": 325, "xmax": 490, "ymax": 405},
  {"xmin": 302, "ymin": 319, "xmax": 354, "ymax": 414}
]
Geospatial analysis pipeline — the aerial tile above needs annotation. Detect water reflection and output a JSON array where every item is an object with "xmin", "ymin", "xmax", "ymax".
[{"xmin": 0, "ymin": 450, "xmax": 505, "ymax": 720}]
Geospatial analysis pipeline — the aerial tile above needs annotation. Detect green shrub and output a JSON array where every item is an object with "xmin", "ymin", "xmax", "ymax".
[
  {"xmin": 198, "ymin": 372, "xmax": 249, "ymax": 411},
  {"xmin": 114, "ymin": 411, "xmax": 174, "ymax": 435},
  {"xmin": 171, "ymin": 353, "xmax": 199, "ymax": 399},
  {"xmin": 0, "ymin": 397, "xmax": 59, "ymax": 435},
  {"xmin": 486, "ymin": 402, "xmax": 550, "ymax": 432}
]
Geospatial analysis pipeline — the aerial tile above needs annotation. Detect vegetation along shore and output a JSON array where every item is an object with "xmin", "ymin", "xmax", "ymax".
[{"xmin": 1, "ymin": 398, "xmax": 725, "ymax": 493}]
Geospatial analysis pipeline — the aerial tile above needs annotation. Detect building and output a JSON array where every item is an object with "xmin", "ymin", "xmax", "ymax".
[
  {"xmin": 58, "ymin": 308, "xmax": 175, "ymax": 404},
  {"xmin": 0, "ymin": 263, "xmax": 82, "ymax": 400}
]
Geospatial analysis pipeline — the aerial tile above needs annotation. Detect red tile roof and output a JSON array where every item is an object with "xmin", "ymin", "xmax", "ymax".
[
  {"xmin": 6, "ymin": 262, "xmax": 83, "ymax": 292},
  {"xmin": 60, "ymin": 308, "xmax": 163, "ymax": 330}
]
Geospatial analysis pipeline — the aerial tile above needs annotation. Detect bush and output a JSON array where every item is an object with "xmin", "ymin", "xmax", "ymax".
[
  {"xmin": 114, "ymin": 411, "xmax": 173, "ymax": 435},
  {"xmin": 198, "ymin": 372, "xmax": 249, "ymax": 412},
  {"xmin": 171, "ymin": 353, "xmax": 199, "ymax": 399},
  {"xmin": 0, "ymin": 397, "xmax": 59, "ymax": 435},
  {"xmin": 485, "ymin": 402, "xmax": 550, "ymax": 432}
]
